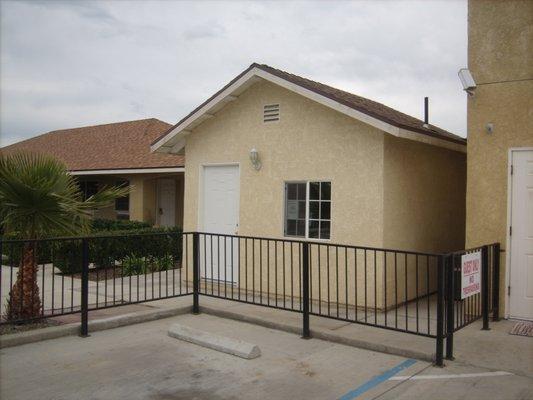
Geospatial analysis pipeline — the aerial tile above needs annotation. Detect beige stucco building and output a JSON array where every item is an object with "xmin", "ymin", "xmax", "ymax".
[
  {"xmin": 1, "ymin": 118, "xmax": 185, "ymax": 227},
  {"xmin": 153, "ymin": 63, "xmax": 467, "ymax": 308},
  {"xmin": 465, "ymin": 0, "xmax": 533, "ymax": 320}
]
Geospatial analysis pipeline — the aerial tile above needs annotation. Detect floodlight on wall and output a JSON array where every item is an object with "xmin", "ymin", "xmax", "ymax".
[
  {"xmin": 458, "ymin": 68, "xmax": 477, "ymax": 96},
  {"xmin": 249, "ymin": 148, "xmax": 261, "ymax": 171}
]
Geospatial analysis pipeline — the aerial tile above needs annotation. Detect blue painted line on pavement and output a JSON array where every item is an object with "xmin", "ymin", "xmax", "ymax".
[{"xmin": 338, "ymin": 358, "xmax": 417, "ymax": 400}]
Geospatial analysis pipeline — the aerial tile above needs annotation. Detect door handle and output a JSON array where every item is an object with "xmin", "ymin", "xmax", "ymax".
[{"xmin": 159, "ymin": 208, "xmax": 163, "ymax": 215}]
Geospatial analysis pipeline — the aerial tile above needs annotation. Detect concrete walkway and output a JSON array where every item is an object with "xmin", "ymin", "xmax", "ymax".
[
  {"xmin": 2, "ymin": 267, "xmax": 531, "ymax": 378},
  {"xmin": 2, "ymin": 313, "xmax": 532, "ymax": 400}
]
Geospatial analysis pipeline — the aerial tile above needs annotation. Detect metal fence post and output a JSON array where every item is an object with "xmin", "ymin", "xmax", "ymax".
[
  {"xmin": 435, "ymin": 255, "xmax": 445, "ymax": 367},
  {"xmin": 481, "ymin": 245, "xmax": 490, "ymax": 330},
  {"xmin": 445, "ymin": 255, "xmax": 455, "ymax": 360},
  {"xmin": 80, "ymin": 238, "xmax": 89, "ymax": 337},
  {"xmin": 193, "ymin": 233, "xmax": 200, "ymax": 314},
  {"xmin": 301, "ymin": 242, "xmax": 310, "ymax": 339},
  {"xmin": 492, "ymin": 243, "xmax": 501, "ymax": 322}
]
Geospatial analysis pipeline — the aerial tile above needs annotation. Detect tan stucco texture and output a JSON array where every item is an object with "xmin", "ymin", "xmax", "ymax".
[{"xmin": 181, "ymin": 79, "xmax": 466, "ymax": 307}]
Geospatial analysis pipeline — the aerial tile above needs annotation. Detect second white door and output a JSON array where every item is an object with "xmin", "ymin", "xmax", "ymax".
[
  {"xmin": 201, "ymin": 165, "xmax": 239, "ymax": 283},
  {"xmin": 509, "ymin": 150, "xmax": 533, "ymax": 320},
  {"xmin": 157, "ymin": 178, "xmax": 176, "ymax": 227}
]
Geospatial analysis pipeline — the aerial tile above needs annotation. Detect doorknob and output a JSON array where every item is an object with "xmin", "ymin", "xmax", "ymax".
[{"xmin": 159, "ymin": 208, "xmax": 163, "ymax": 215}]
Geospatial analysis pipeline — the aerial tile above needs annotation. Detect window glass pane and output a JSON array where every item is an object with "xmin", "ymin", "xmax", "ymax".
[
  {"xmin": 320, "ymin": 182, "xmax": 331, "ymax": 201},
  {"xmin": 310, "ymin": 182, "xmax": 320, "ymax": 200},
  {"xmin": 321, "ymin": 202, "xmax": 331, "ymax": 220},
  {"xmin": 297, "ymin": 183, "xmax": 306, "ymax": 200},
  {"xmin": 298, "ymin": 201, "xmax": 306, "ymax": 219},
  {"xmin": 297, "ymin": 220, "xmax": 306, "ymax": 236},
  {"xmin": 309, "ymin": 220, "xmax": 319, "ymax": 238},
  {"xmin": 309, "ymin": 201, "xmax": 319, "ymax": 219},
  {"xmin": 286, "ymin": 220, "xmax": 297, "ymax": 236},
  {"xmin": 320, "ymin": 221, "xmax": 331, "ymax": 239},
  {"xmin": 287, "ymin": 183, "xmax": 297, "ymax": 200}
]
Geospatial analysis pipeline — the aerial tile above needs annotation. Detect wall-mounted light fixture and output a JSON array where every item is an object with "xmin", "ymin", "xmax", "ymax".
[{"xmin": 249, "ymin": 148, "xmax": 261, "ymax": 171}]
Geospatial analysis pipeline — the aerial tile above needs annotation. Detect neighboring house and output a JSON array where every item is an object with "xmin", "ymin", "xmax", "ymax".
[
  {"xmin": 465, "ymin": 1, "xmax": 533, "ymax": 320},
  {"xmin": 1, "ymin": 118, "xmax": 184, "ymax": 227},
  {"xmin": 152, "ymin": 63, "xmax": 467, "ymax": 306}
]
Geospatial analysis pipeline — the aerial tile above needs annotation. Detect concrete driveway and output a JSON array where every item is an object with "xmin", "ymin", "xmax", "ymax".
[{"xmin": 1, "ymin": 313, "xmax": 532, "ymax": 400}]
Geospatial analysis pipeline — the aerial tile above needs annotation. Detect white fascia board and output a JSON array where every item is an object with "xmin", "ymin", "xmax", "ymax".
[{"xmin": 69, "ymin": 167, "xmax": 184, "ymax": 176}]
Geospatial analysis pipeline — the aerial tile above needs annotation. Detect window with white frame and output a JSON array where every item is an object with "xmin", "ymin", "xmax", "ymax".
[{"xmin": 284, "ymin": 181, "xmax": 331, "ymax": 239}]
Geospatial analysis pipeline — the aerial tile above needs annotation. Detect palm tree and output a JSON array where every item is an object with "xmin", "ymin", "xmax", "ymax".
[{"xmin": 0, "ymin": 152, "xmax": 129, "ymax": 321}]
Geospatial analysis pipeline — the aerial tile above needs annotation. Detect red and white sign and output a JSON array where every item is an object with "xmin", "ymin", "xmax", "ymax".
[{"xmin": 461, "ymin": 251, "xmax": 482, "ymax": 299}]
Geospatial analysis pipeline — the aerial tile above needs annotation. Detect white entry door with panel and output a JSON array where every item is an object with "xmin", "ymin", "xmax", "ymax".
[
  {"xmin": 509, "ymin": 149, "xmax": 533, "ymax": 320},
  {"xmin": 157, "ymin": 178, "xmax": 176, "ymax": 227},
  {"xmin": 201, "ymin": 165, "xmax": 239, "ymax": 283}
]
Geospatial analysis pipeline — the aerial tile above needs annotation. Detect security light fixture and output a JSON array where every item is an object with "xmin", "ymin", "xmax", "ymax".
[
  {"xmin": 458, "ymin": 68, "xmax": 477, "ymax": 96},
  {"xmin": 249, "ymin": 148, "xmax": 261, "ymax": 171}
]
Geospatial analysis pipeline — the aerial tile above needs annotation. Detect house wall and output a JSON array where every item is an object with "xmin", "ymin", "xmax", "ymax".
[
  {"xmin": 383, "ymin": 135, "xmax": 466, "ymax": 253},
  {"xmin": 382, "ymin": 136, "xmax": 466, "ymax": 306},
  {"xmin": 183, "ymin": 79, "xmax": 385, "ymax": 306},
  {"xmin": 182, "ymin": 79, "xmax": 466, "ymax": 308},
  {"xmin": 183, "ymin": 80, "xmax": 385, "ymax": 245},
  {"xmin": 465, "ymin": 0, "xmax": 533, "ymax": 316}
]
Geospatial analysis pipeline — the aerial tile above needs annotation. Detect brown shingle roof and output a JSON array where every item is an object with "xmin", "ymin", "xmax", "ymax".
[
  {"xmin": 153, "ymin": 63, "xmax": 465, "ymax": 147},
  {"xmin": 1, "ymin": 118, "xmax": 184, "ymax": 171}
]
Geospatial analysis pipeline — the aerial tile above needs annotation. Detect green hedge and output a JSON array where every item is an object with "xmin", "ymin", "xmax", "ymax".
[
  {"xmin": 2, "ymin": 219, "xmax": 183, "ymax": 275},
  {"xmin": 91, "ymin": 218, "xmax": 151, "ymax": 232}
]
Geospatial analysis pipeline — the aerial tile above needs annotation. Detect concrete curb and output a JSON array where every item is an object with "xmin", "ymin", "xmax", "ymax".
[
  {"xmin": 168, "ymin": 323, "xmax": 261, "ymax": 359},
  {"xmin": 199, "ymin": 305, "xmax": 434, "ymax": 363},
  {"xmin": 0, "ymin": 305, "xmax": 192, "ymax": 349}
]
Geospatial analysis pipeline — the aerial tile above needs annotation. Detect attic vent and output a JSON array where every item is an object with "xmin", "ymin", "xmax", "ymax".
[{"xmin": 263, "ymin": 104, "xmax": 280, "ymax": 122}]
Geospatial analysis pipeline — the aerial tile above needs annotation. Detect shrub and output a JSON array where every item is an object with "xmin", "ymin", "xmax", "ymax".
[
  {"xmin": 2, "ymin": 226, "xmax": 183, "ymax": 276},
  {"xmin": 91, "ymin": 218, "xmax": 151, "ymax": 232}
]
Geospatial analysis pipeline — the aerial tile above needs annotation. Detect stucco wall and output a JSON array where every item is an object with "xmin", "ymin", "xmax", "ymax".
[
  {"xmin": 182, "ymin": 79, "xmax": 466, "ymax": 308},
  {"xmin": 183, "ymin": 80, "xmax": 385, "ymax": 246},
  {"xmin": 466, "ymin": 0, "xmax": 533, "ymax": 315},
  {"xmin": 384, "ymin": 135, "xmax": 466, "ymax": 253}
]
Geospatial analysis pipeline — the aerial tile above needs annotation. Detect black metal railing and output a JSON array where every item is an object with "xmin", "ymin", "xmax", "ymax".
[
  {"xmin": 0, "ymin": 232, "xmax": 500, "ymax": 367},
  {"xmin": 1, "ymin": 232, "xmax": 193, "ymax": 328}
]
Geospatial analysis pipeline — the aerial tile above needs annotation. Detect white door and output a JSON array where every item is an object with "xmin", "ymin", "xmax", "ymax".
[
  {"xmin": 157, "ymin": 179, "xmax": 176, "ymax": 227},
  {"xmin": 201, "ymin": 165, "xmax": 239, "ymax": 283},
  {"xmin": 509, "ymin": 150, "xmax": 533, "ymax": 320}
]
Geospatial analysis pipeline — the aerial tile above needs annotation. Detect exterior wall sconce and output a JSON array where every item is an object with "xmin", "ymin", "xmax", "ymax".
[{"xmin": 249, "ymin": 148, "xmax": 261, "ymax": 171}]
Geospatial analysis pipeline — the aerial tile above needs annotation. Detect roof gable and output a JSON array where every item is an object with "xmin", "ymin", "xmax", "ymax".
[{"xmin": 152, "ymin": 63, "xmax": 466, "ymax": 154}]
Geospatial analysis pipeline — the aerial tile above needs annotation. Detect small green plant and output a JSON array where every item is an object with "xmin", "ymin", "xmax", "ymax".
[
  {"xmin": 152, "ymin": 254, "xmax": 175, "ymax": 271},
  {"xmin": 121, "ymin": 255, "xmax": 148, "ymax": 276}
]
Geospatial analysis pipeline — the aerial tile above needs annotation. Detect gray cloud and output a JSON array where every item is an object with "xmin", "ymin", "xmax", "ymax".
[{"xmin": 0, "ymin": 0, "xmax": 467, "ymax": 146}]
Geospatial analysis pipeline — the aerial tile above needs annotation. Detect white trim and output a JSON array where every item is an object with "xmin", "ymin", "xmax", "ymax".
[
  {"xmin": 504, "ymin": 147, "xmax": 533, "ymax": 318},
  {"xmin": 69, "ymin": 167, "xmax": 184, "ymax": 176},
  {"xmin": 151, "ymin": 66, "xmax": 466, "ymax": 154}
]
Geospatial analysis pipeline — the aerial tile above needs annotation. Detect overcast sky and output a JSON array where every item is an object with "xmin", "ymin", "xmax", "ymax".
[{"xmin": 0, "ymin": 0, "xmax": 467, "ymax": 146}]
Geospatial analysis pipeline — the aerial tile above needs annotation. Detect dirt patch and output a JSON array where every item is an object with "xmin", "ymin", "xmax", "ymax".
[{"xmin": 0, "ymin": 319, "xmax": 61, "ymax": 335}]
